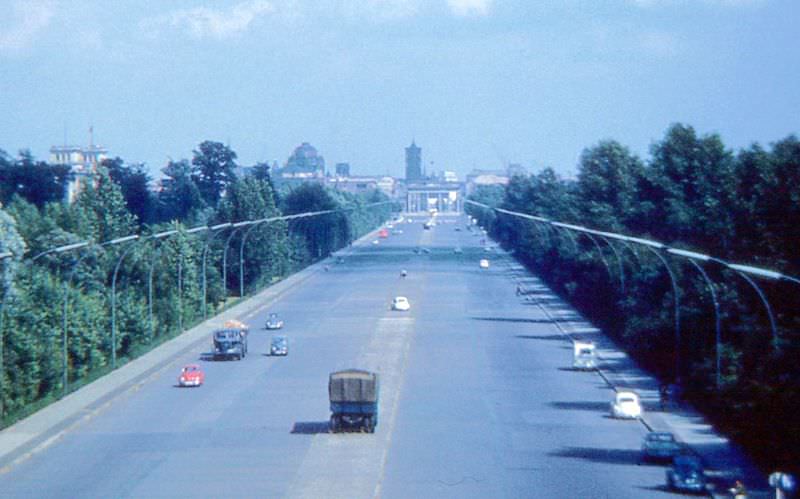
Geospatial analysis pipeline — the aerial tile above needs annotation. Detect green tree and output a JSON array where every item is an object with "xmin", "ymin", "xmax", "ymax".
[
  {"xmin": 640, "ymin": 124, "xmax": 736, "ymax": 254},
  {"xmin": 158, "ymin": 160, "xmax": 206, "ymax": 222},
  {"xmin": 281, "ymin": 183, "xmax": 343, "ymax": 259},
  {"xmin": 73, "ymin": 167, "xmax": 137, "ymax": 243},
  {"xmin": 104, "ymin": 157, "xmax": 155, "ymax": 225},
  {"xmin": 215, "ymin": 176, "xmax": 288, "ymax": 294},
  {"xmin": 191, "ymin": 141, "xmax": 238, "ymax": 207},
  {"xmin": 577, "ymin": 140, "xmax": 644, "ymax": 231},
  {"xmin": 0, "ymin": 150, "xmax": 70, "ymax": 208}
]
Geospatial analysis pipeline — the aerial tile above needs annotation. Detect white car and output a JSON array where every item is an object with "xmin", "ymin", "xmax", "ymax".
[
  {"xmin": 479, "ymin": 259, "xmax": 490, "ymax": 269},
  {"xmin": 391, "ymin": 296, "xmax": 410, "ymax": 311},
  {"xmin": 573, "ymin": 341, "xmax": 597, "ymax": 370},
  {"xmin": 611, "ymin": 391, "xmax": 642, "ymax": 419}
]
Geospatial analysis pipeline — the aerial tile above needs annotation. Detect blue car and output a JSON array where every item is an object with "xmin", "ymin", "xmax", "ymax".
[{"xmin": 666, "ymin": 454, "xmax": 707, "ymax": 494}]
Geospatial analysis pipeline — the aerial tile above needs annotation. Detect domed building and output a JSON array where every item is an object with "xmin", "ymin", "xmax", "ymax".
[{"xmin": 273, "ymin": 142, "xmax": 326, "ymax": 188}]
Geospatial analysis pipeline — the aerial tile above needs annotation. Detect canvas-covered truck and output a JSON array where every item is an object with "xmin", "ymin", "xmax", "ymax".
[{"xmin": 329, "ymin": 369, "xmax": 379, "ymax": 433}]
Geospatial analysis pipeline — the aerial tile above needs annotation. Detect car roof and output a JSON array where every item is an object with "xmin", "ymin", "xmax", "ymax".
[
  {"xmin": 394, "ymin": 296, "xmax": 408, "ymax": 300},
  {"xmin": 183, "ymin": 364, "xmax": 200, "ymax": 369},
  {"xmin": 674, "ymin": 455, "xmax": 703, "ymax": 467},
  {"xmin": 647, "ymin": 432, "xmax": 675, "ymax": 440}
]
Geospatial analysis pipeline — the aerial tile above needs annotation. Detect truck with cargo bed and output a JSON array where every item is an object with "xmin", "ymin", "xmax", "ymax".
[{"xmin": 329, "ymin": 369, "xmax": 379, "ymax": 433}]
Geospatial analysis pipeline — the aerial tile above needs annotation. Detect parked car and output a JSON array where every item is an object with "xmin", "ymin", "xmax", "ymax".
[
  {"xmin": 479, "ymin": 259, "xmax": 490, "ymax": 269},
  {"xmin": 270, "ymin": 335, "xmax": 289, "ymax": 356},
  {"xmin": 610, "ymin": 391, "xmax": 642, "ymax": 419},
  {"xmin": 265, "ymin": 313, "xmax": 284, "ymax": 330},
  {"xmin": 666, "ymin": 454, "xmax": 707, "ymax": 494},
  {"xmin": 391, "ymin": 296, "xmax": 411, "ymax": 311},
  {"xmin": 641, "ymin": 432, "xmax": 682, "ymax": 462},
  {"xmin": 178, "ymin": 364, "xmax": 204, "ymax": 387}
]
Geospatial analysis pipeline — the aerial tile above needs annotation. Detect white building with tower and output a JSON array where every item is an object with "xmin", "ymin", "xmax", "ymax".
[{"xmin": 50, "ymin": 127, "xmax": 107, "ymax": 203}]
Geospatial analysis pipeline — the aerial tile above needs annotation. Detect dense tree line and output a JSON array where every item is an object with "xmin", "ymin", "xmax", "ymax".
[
  {"xmin": 0, "ymin": 140, "xmax": 392, "ymax": 425},
  {"xmin": 467, "ymin": 123, "xmax": 800, "ymax": 474}
]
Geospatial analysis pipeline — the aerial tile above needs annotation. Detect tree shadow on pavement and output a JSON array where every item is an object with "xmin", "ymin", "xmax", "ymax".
[
  {"xmin": 515, "ymin": 334, "xmax": 570, "ymax": 341},
  {"xmin": 549, "ymin": 446, "xmax": 643, "ymax": 466},
  {"xmin": 291, "ymin": 422, "xmax": 330, "ymax": 434},
  {"xmin": 549, "ymin": 401, "xmax": 610, "ymax": 412},
  {"xmin": 472, "ymin": 317, "xmax": 555, "ymax": 324}
]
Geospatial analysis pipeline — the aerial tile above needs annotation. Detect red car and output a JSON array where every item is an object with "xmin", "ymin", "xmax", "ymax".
[{"xmin": 178, "ymin": 364, "xmax": 204, "ymax": 387}]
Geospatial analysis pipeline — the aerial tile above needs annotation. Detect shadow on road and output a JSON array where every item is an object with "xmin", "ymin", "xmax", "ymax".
[
  {"xmin": 549, "ymin": 401, "xmax": 610, "ymax": 412},
  {"xmin": 515, "ymin": 334, "xmax": 569, "ymax": 341},
  {"xmin": 291, "ymin": 422, "xmax": 330, "ymax": 434},
  {"xmin": 549, "ymin": 446, "xmax": 642, "ymax": 466},
  {"xmin": 472, "ymin": 317, "xmax": 555, "ymax": 324}
]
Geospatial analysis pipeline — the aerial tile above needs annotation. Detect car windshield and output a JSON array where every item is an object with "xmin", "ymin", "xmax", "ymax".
[
  {"xmin": 619, "ymin": 396, "xmax": 636, "ymax": 404},
  {"xmin": 578, "ymin": 348, "xmax": 593, "ymax": 355}
]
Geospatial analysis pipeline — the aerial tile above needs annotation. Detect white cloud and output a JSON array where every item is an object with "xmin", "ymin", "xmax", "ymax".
[
  {"xmin": 143, "ymin": 0, "xmax": 275, "ymax": 40},
  {"xmin": 0, "ymin": 0, "xmax": 55, "ymax": 52},
  {"xmin": 446, "ymin": 0, "xmax": 492, "ymax": 17}
]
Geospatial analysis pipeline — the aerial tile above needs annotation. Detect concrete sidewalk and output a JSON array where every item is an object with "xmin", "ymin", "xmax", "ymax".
[
  {"xmin": 500, "ymin": 254, "xmax": 771, "ymax": 498},
  {"xmin": 0, "ymin": 230, "xmax": 377, "ymax": 470}
]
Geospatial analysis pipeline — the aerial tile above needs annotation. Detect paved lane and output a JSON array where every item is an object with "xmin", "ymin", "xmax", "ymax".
[{"xmin": 0, "ymin": 214, "xmax": 685, "ymax": 498}]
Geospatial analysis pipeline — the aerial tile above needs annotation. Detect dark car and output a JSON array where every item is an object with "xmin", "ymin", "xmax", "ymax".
[
  {"xmin": 265, "ymin": 313, "xmax": 284, "ymax": 330},
  {"xmin": 666, "ymin": 454, "xmax": 707, "ymax": 494},
  {"xmin": 641, "ymin": 432, "xmax": 682, "ymax": 462},
  {"xmin": 270, "ymin": 335, "xmax": 288, "ymax": 356}
]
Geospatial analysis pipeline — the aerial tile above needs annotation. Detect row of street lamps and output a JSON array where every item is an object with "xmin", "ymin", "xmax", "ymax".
[
  {"xmin": 466, "ymin": 200, "xmax": 800, "ymax": 388},
  {"xmin": 0, "ymin": 202, "xmax": 391, "ymax": 417}
]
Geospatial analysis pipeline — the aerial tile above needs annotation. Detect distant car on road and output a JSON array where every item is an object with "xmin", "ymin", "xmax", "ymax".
[
  {"xmin": 391, "ymin": 296, "xmax": 410, "ymax": 311},
  {"xmin": 479, "ymin": 259, "xmax": 490, "ymax": 269},
  {"xmin": 454, "ymin": 247, "xmax": 463, "ymax": 254},
  {"xmin": 572, "ymin": 341, "xmax": 597, "ymax": 370},
  {"xmin": 666, "ymin": 454, "xmax": 707, "ymax": 494},
  {"xmin": 610, "ymin": 391, "xmax": 642, "ymax": 419},
  {"xmin": 265, "ymin": 313, "xmax": 284, "ymax": 330},
  {"xmin": 270, "ymin": 335, "xmax": 288, "ymax": 356},
  {"xmin": 178, "ymin": 364, "xmax": 204, "ymax": 387},
  {"xmin": 641, "ymin": 432, "xmax": 682, "ymax": 462}
]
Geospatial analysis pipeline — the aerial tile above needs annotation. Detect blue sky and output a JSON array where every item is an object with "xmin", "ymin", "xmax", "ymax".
[{"xmin": 1, "ymin": 0, "xmax": 798, "ymax": 179}]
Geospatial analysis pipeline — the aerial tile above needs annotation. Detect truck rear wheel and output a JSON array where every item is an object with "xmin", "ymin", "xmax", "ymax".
[{"xmin": 330, "ymin": 415, "xmax": 339, "ymax": 433}]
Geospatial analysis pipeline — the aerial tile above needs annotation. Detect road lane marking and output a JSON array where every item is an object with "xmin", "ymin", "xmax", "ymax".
[{"xmin": 286, "ymin": 317, "xmax": 415, "ymax": 499}]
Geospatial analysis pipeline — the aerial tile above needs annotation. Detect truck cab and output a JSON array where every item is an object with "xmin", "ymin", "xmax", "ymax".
[{"xmin": 213, "ymin": 328, "xmax": 247, "ymax": 360}]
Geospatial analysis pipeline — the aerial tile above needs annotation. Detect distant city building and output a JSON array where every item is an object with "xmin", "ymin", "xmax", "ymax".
[
  {"xmin": 405, "ymin": 141, "xmax": 422, "ymax": 181},
  {"xmin": 326, "ymin": 175, "xmax": 397, "ymax": 198},
  {"xmin": 50, "ymin": 128, "xmax": 108, "ymax": 203},
  {"xmin": 434, "ymin": 170, "xmax": 458, "ymax": 183},
  {"xmin": 465, "ymin": 169, "xmax": 510, "ymax": 196},
  {"xmin": 335, "ymin": 162, "xmax": 351, "ymax": 177},
  {"xmin": 273, "ymin": 142, "xmax": 326, "ymax": 188},
  {"xmin": 405, "ymin": 179, "xmax": 463, "ymax": 213}
]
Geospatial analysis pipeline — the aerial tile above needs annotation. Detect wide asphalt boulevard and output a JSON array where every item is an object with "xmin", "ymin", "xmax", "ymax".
[{"xmin": 0, "ymin": 213, "xmax": 746, "ymax": 498}]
